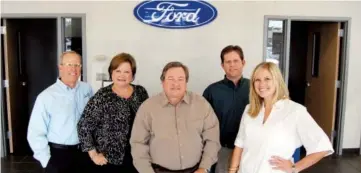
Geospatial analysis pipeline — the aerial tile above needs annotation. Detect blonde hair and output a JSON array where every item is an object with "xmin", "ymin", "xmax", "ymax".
[{"xmin": 248, "ymin": 62, "xmax": 289, "ymax": 117}]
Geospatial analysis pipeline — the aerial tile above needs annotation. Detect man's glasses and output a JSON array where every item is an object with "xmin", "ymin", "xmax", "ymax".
[{"xmin": 61, "ymin": 63, "xmax": 82, "ymax": 68}]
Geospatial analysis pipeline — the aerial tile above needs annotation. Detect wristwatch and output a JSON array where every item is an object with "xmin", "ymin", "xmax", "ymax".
[{"xmin": 291, "ymin": 164, "xmax": 298, "ymax": 173}]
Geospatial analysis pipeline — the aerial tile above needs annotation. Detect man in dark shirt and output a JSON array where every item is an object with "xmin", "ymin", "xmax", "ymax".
[{"xmin": 203, "ymin": 45, "xmax": 250, "ymax": 173}]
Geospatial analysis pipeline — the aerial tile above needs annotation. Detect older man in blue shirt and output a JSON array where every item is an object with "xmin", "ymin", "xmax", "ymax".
[{"xmin": 27, "ymin": 51, "xmax": 93, "ymax": 173}]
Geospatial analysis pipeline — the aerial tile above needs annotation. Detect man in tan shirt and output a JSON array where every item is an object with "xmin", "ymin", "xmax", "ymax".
[{"xmin": 130, "ymin": 61, "xmax": 221, "ymax": 173}]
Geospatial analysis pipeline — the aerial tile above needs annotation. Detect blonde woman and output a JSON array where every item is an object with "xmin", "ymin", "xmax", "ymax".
[{"xmin": 228, "ymin": 62, "xmax": 333, "ymax": 173}]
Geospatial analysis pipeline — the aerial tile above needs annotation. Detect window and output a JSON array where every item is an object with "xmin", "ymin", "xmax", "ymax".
[
  {"xmin": 62, "ymin": 17, "xmax": 84, "ymax": 80},
  {"xmin": 62, "ymin": 18, "xmax": 82, "ymax": 55},
  {"xmin": 265, "ymin": 19, "xmax": 287, "ymax": 74}
]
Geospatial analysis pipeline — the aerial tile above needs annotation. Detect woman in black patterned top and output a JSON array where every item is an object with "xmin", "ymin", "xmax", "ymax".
[{"xmin": 77, "ymin": 53, "xmax": 148, "ymax": 173}]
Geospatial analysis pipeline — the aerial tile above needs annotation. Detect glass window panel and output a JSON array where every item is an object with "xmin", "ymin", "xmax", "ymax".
[
  {"xmin": 62, "ymin": 17, "xmax": 83, "ymax": 80},
  {"xmin": 63, "ymin": 18, "xmax": 82, "ymax": 55},
  {"xmin": 266, "ymin": 20, "xmax": 286, "ymax": 73}
]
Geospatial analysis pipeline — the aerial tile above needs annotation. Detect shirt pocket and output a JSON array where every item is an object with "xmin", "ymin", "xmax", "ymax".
[
  {"xmin": 152, "ymin": 120, "xmax": 173, "ymax": 139},
  {"xmin": 187, "ymin": 117, "xmax": 204, "ymax": 136},
  {"xmin": 78, "ymin": 94, "xmax": 91, "ymax": 113}
]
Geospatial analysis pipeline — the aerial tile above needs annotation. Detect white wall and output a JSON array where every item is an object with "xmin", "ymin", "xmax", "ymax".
[{"xmin": 2, "ymin": 1, "xmax": 361, "ymax": 149}]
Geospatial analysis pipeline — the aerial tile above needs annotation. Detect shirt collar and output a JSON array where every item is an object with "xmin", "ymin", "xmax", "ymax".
[
  {"xmin": 161, "ymin": 91, "xmax": 190, "ymax": 106},
  {"xmin": 262, "ymin": 99, "xmax": 286, "ymax": 110},
  {"xmin": 223, "ymin": 75, "xmax": 244, "ymax": 88},
  {"xmin": 273, "ymin": 99, "xmax": 285, "ymax": 109},
  {"xmin": 56, "ymin": 78, "xmax": 79, "ymax": 91}
]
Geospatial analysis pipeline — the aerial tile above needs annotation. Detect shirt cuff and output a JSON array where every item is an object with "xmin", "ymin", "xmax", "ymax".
[
  {"xmin": 234, "ymin": 137, "xmax": 244, "ymax": 148},
  {"xmin": 136, "ymin": 166, "xmax": 155, "ymax": 173},
  {"xmin": 81, "ymin": 145, "xmax": 95, "ymax": 152},
  {"xmin": 306, "ymin": 136, "xmax": 334, "ymax": 157},
  {"xmin": 38, "ymin": 154, "xmax": 51, "ymax": 168},
  {"xmin": 199, "ymin": 156, "xmax": 213, "ymax": 170}
]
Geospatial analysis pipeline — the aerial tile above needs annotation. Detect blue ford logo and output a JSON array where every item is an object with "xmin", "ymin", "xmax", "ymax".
[{"xmin": 134, "ymin": 0, "xmax": 218, "ymax": 29}]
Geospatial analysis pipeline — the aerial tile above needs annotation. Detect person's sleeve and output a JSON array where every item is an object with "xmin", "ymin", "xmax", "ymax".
[
  {"xmin": 234, "ymin": 105, "xmax": 249, "ymax": 148},
  {"xmin": 139, "ymin": 85, "xmax": 149, "ymax": 102},
  {"xmin": 88, "ymin": 84, "xmax": 94, "ymax": 97},
  {"xmin": 199, "ymin": 102, "xmax": 221, "ymax": 169},
  {"xmin": 130, "ymin": 103, "xmax": 155, "ymax": 173},
  {"xmin": 27, "ymin": 96, "xmax": 51, "ymax": 168},
  {"xmin": 296, "ymin": 107, "xmax": 334, "ymax": 156},
  {"xmin": 77, "ymin": 94, "xmax": 102, "ymax": 152},
  {"xmin": 202, "ymin": 86, "xmax": 212, "ymax": 104}
]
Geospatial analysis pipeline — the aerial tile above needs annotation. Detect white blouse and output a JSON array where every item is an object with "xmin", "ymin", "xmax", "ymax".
[{"xmin": 234, "ymin": 99, "xmax": 334, "ymax": 173}]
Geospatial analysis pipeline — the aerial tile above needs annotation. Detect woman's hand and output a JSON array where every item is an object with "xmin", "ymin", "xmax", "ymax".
[
  {"xmin": 91, "ymin": 153, "xmax": 108, "ymax": 166},
  {"xmin": 88, "ymin": 149, "xmax": 108, "ymax": 166},
  {"xmin": 269, "ymin": 156, "xmax": 293, "ymax": 173}
]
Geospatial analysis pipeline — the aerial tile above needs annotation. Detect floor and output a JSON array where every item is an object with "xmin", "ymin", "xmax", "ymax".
[
  {"xmin": 1, "ymin": 154, "xmax": 360, "ymax": 173},
  {"xmin": 1, "ymin": 155, "xmax": 43, "ymax": 173}
]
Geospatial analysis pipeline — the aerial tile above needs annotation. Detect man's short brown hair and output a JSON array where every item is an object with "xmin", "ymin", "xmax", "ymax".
[
  {"xmin": 160, "ymin": 61, "xmax": 189, "ymax": 82},
  {"xmin": 108, "ymin": 53, "xmax": 137, "ymax": 79},
  {"xmin": 220, "ymin": 45, "xmax": 244, "ymax": 63}
]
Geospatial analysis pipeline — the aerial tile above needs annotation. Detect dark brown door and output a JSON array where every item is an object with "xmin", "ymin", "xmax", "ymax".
[{"xmin": 3, "ymin": 19, "xmax": 58, "ymax": 154}]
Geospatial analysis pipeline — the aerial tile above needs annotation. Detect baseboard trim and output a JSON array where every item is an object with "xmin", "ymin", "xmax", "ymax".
[{"xmin": 342, "ymin": 148, "xmax": 360, "ymax": 156}]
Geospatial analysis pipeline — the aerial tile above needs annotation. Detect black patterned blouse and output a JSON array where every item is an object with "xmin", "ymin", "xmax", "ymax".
[{"xmin": 77, "ymin": 84, "xmax": 149, "ymax": 165}]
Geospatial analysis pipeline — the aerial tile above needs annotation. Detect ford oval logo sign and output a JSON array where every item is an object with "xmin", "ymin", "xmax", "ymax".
[{"xmin": 134, "ymin": 0, "xmax": 218, "ymax": 29}]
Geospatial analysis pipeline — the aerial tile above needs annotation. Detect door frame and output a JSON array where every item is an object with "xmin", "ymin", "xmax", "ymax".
[
  {"xmin": 0, "ymin": 13, "xmax": 87, "ymax": 157},
  {"xmin": 1, "ymin": 13, "xmax": 87, "ymax": 81},
  {"xmin": 263, "ymin": 16, "xmax": 352, "ymax": 156},
  {"xmin": 1, "ymin": 19, "xmax": 6, "ymax": 157}
]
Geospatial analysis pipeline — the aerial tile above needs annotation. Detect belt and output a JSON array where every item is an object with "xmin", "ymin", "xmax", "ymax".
[
  {"xmin": 152, "ymin": 163, "xmax": 199, "ymax": 173},
  {"xmin": 49, "ymin": 142, "xmax": 80, "ymax": 150}
]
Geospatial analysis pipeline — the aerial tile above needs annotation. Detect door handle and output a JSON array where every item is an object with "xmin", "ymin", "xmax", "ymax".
[
  {"xmin": 306, "ymin": 82, "xmax": 311, "ymax": 87},
  {"xmin": 21, "ymin": 82, "xmax": 26, "ymax": 86}
]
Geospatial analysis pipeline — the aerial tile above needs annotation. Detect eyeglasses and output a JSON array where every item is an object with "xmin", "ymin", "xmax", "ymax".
[{"xmin": 61, "ymin": 63, "xmax": 82, "ymax": 68}]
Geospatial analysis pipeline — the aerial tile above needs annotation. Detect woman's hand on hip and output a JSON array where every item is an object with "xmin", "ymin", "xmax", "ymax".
[{"xmin": 269, "ymin": 156, "xmax": 293, "ymax": 173}]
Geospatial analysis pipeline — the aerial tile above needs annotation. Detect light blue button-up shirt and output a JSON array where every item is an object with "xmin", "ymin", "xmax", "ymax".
[{"xmin": 27, "ymin": 79, "xmax": 93, "ymax": 168}]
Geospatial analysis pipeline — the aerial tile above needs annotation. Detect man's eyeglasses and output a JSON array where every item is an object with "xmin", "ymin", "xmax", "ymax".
[{"xmin": 61, "ymin": 63, "xmax": 82, "ymax": 68}]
